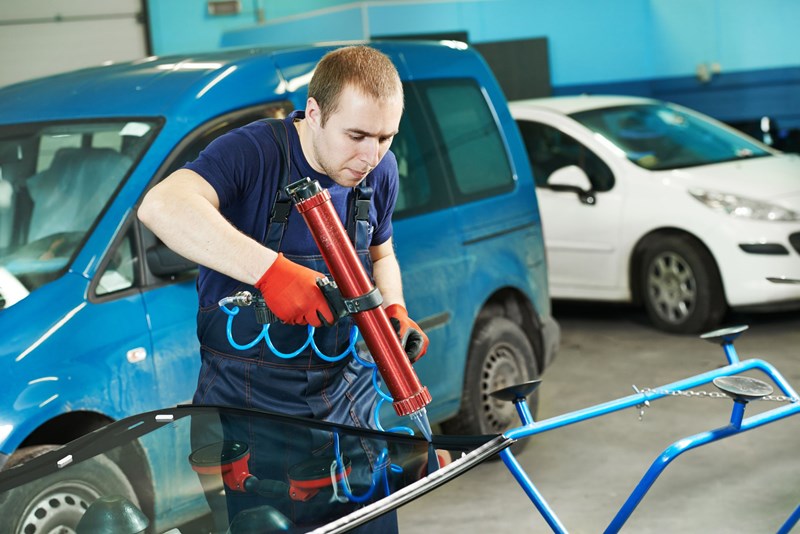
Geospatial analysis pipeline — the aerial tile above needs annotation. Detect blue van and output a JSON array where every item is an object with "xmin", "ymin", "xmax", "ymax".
[{"xmin": 0, "ymin": 41, "xmax": 558, "ymax": 531}]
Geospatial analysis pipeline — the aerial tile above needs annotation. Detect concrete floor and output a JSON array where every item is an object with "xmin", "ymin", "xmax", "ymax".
[{"xmin": 398, "ymin": 303, "xmax": 800, "ymax": 533}]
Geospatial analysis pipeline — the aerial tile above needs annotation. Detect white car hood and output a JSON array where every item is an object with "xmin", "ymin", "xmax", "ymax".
[{"xmin": 667, "ymin": 153, "xmax": 800, "ymax": 207}]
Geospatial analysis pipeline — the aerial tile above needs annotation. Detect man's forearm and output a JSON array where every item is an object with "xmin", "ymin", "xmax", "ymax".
[
  {"xmin": 371, "ymin": 248, "xmax": 405, "ymax": 308},
  {"xmin": 138, "ymin": 169, "xmax": 276, "ymax": 284}
]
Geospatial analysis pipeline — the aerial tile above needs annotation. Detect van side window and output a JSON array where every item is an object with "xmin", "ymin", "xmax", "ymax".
[
  {"xmin": 96, "ymin": 228, "xmax": 137, "ymax": 296},
  {"xmin": 138, "ymin": 104, "xmax": 293, "ymax": 285},
  {"xmin": 422, "ymin": 80, "xmax": 514, "ymax": 200},
  {"xmin": 165, "ymin": 104, "xmax": 293, "ymax": 176},
  {"xmin": 516, "ymin": 120, "xmax": 614, "ymax": 192},
  {"xmin": 391, "ymin": 85, "xmax": 452, "ymax": 219}
]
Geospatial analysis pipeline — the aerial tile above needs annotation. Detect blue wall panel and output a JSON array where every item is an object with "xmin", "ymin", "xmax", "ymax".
[
  {"xmin": 554, "ymin": 65, "xmax": 800, "ymax": 130},
  {"xmin": 222, "ymin": 7, "xmax": 365, "ymax": 48},
  {"xmin": 147, "ymin": 0, "xmax": 800, "ymax": 131}
]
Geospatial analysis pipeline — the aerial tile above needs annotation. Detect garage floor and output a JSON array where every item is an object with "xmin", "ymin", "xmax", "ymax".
[{"xmin": 398, "ymin": 303, "xmax": 800, "ymax": 533}]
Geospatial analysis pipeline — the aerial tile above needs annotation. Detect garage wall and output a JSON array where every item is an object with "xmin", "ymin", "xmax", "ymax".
[
  {"xmin": 0, "ymin": 0, "xmax": 148, "ymax": 88},
  {"xmin": 3, "ymin": 1, "xmax": 798, "ymax": 131},
  {"xmin": 213, "ymin": 0, "xmax": 800, "ymax": 130},
  {"xmin": 218, "ymin": 0, "xmax": 655, "ymax": 87},
  {"xmin": 555, "ymin": 0, "xmax": 800, "ymax": 130}
]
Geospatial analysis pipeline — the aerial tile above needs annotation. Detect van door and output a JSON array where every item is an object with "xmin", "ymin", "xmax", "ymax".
[
  {"xmin": 89, "ymin": 225, "xmax": 161, "ymax": 416},
  {"xmin": 139, "ymin": 104, "xmax": 294, "ymax": 408},
  {"xmin": 389, "ymin": 83, "xmax": 467, "ymax": 423},
  {"xmin": 516, "ymin": 119, "xmax": 624, "ymax": 296},
  {"xmin": 411, "ymin": 79, "xmax": 548, "ymax": 436}
]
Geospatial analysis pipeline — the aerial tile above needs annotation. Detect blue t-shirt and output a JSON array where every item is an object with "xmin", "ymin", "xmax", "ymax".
[{"xmin": 185, "ymin": 111, "xmax": 399, "ymax": 307}]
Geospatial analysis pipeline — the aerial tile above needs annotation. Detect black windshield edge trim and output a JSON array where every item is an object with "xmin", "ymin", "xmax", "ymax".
[
  {"xmin": 0, "ymin": 404, "xmax": 498, "ymax": 492},
  {"xmin": 0, "ymin": 409, "xmax": 175, "ymax": 491}
]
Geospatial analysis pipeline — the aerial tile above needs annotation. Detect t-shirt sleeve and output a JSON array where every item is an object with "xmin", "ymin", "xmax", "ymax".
[
  {"xmin": 183, "ymin": 128, "xmax": 261, "ymax": 210},
  {"xmin": 371, "ymin": 150, "xmax": 399, "ymax": 246}
]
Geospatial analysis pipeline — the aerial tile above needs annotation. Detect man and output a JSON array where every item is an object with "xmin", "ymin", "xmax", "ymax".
[{"xmin": 138, "ymin": 45, "xmax": 427, "ymax": 530}]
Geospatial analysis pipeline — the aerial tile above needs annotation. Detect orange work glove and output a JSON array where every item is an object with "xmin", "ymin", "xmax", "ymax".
[
  {"xmin": 254, "ymin": 253, "xmax": 335, "ymax": 327},
  {"xmin": 385, "ymin": 303, "xmax": 429, "ymax": 363}
]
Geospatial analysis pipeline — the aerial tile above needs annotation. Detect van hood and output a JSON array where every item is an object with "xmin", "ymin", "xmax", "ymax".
[{"xmin": 667, "ymin": 153, "xmax": 800, "ymax": 206}]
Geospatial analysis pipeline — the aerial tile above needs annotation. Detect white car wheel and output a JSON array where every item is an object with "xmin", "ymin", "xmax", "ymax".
[{"xmin": 640, "ymin": 234, "xmax": 726, "ymax": 334}]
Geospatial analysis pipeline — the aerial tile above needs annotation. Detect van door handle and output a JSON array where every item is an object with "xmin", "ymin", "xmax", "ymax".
[{"xmin": 127, "ymin": 347, "xmax": 147, "ymax": 364}]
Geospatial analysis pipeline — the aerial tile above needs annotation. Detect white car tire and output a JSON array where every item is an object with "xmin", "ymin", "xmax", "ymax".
[{"xmin": 640, "ymin": 234, "xmax": 726, "ymax": 334}]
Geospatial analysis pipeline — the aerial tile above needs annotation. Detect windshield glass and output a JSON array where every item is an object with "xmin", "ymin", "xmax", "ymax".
[
  {"xmin": 571, "ymin": 103, "xmax": 770, "ymax": 170},
  {"xmin": 0, "ymin": 405, "xmax": 508, "ymax": 533},
  {"xmin": 0, "ymin": 120, "xmax": 157, "ymax": 308}
]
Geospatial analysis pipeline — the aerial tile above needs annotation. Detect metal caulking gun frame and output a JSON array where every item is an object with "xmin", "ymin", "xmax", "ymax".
[{"xmin": 286, "ymin": 177, "xmax": 434, "ymax": 440}]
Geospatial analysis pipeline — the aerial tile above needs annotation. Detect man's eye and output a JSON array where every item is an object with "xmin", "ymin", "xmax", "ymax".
[{"xmin": 349, "ymin": 134, "xmax": 364, "ymax": 141}]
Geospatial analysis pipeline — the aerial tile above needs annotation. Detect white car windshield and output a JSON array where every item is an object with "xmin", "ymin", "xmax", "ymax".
[
  {"xmin": 0, "ymin": 120, "xmax": 157, "ymax": 308},
  {"xmin": 572, "ymin": 104, "xmax": 770, "ymax": 170}
]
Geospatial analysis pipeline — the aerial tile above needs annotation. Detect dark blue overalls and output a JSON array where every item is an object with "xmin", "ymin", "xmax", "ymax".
[{"xmin": 190, "ymin": 119, "xmax": 398, "ymax": 532}]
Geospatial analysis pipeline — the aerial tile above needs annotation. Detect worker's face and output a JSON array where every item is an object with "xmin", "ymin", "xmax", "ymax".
[{"xmin": 306, "ymin": 85, "xmax": 403, "ymax": 188}]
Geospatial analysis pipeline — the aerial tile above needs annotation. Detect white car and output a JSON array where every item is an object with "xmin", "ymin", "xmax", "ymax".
[{"xmin": 510, "ymin": 95, "xmax": 800, "ymax": 333}]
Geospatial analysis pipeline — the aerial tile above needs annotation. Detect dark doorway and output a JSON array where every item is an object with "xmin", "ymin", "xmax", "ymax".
[{"xmin": 373, "ymin": 32, "xmax": 551, "ymax": 100}]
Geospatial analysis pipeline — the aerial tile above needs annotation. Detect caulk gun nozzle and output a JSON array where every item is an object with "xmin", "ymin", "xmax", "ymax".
[{"xmin": 409, "ymin": 407, "xmax": 433, "ymax": 442}]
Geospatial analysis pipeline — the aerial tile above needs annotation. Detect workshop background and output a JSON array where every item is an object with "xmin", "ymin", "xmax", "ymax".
[
  {"xmin": 1, "ymin": 1, "xmax": 799, "ymax": 532},
  {"xmin": 3, "ymin": 0, "xmax": 800, "ymax": 136}
]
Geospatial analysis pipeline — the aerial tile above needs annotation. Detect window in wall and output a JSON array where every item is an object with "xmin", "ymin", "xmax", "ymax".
[{"xmin": 516, "ymin": 120, "xmax": 614, "ymax": 192}]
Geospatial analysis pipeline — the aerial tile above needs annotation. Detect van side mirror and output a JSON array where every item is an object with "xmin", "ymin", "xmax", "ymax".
[
  {"xmin": 547, "ymin": 165, "xmax": 596, "ymax": 205},
  {"xmin": 146, "ymin": 244, "xmax": 197, "ymax": 277}
]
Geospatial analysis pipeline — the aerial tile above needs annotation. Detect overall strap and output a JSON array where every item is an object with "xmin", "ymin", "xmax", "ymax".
[
  {"xmin": 260, "ymin": 117, "xmax": 373, "ymax": 251},
  {"xmin": 347, "ymin": 182, "xmax": 373, "ymax": 250},
  {"xmin": 261, "ymin": 118, "xmax": 292, "ymax": 251}
]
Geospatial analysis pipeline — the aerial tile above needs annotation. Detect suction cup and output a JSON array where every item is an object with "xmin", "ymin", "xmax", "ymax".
[
  {"xmin": 713, "ymin": 375, "xmax": 773, "ymax": 403},
  {"xmin": 700, "ymin": 325, "xmax": 748, "ymax": 345},
  {"xmin": 226, "ymin": 505, "xmax": 294, "ymax": 533},
  {"xmin": 75, "ymin": 495, "xmax": 149, "ymax": 534},
  {"xmin": 287, "ymin": 456, "xmax": 351, "ymax": 501},
  {"xmin": 189, "ymin": 440, "xmax": 249, "ymax": 470},
  {"xmin": 189, "ymin": 441, "xmax": 252, "ymax": 491},
  {"xmin": 490, "ymin": 379, "xmax": 542, "ymax": 402}
]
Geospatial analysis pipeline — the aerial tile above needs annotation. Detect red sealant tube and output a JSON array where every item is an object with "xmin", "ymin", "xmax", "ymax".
[{"xmin": 289, "ymin": 179, "xmax": 431, "ymax": 417}]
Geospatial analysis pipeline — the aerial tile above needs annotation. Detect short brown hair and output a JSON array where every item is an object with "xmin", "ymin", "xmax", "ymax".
[{"xmin": 308, "ymin": 45, "xmax": 403, "ymax": 126}]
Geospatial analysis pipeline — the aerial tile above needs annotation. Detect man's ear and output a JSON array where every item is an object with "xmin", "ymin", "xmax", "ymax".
[{"xmin": 305, "ymin": 97, "xmax": 322, "ymax": 130}]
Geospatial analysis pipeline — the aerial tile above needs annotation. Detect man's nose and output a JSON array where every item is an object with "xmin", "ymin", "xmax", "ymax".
[{"xmin": 360, "ymin": 138, "xmax": 380, "ymax": 167}]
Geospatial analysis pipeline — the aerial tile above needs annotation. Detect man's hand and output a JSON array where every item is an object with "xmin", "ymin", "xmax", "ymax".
[
  {"xmin": 254, "ymin": 253, "xmax": 335, "ymax": 327},
  {"xmin": 385, "ymin": 304, "xmax": 429, "ymax": 363}
]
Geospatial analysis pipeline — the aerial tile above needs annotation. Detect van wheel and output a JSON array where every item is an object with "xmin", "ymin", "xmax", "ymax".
[
  {"xmin": 441, "ymin": 317, "xmax": 539, "ymax": 445},
  {"xmin": 0, "ymin": 445, "xmax": 140, "ymax": 534},
  {"xmin": 640, "ymin": 234, "xmax": 726, "ymax": 334}
]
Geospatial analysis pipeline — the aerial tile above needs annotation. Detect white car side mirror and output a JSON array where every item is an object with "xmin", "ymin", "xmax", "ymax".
[
  {"xmin": 547, "ymin": 165, "xmax": 596, "ymax": 205},
  {"xmin": 548, "ymin": 165, "xmax": 592, "ymax": 190}
]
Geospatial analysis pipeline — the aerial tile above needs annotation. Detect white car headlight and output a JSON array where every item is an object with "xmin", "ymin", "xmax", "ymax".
[{"xmin": 689, "ymin": 189, "xmax": 800, "ymax": 221}]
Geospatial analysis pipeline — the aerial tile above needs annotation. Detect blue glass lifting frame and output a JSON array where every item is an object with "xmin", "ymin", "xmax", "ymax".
[{"xmin": 497, "ymin": 325, "xmax": 800, "ymax": 533}]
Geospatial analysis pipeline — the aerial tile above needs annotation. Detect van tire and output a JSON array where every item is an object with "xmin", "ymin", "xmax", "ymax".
[
  {"xmin": 640, "ymin": 235, "xmax": 726, "ymax": 334},
  {"xmin": 442, "ymin": 317, "xmax": 539, "ymax": 444},
  {"xmin": 0, "ymin": 445, "xmax": 140, "ymax": 534}
]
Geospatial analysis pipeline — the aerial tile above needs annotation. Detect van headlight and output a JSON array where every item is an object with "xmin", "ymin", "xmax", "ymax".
[{"xmin": 689, "ymin": 189, "xmax": 800, "ymax": 221}]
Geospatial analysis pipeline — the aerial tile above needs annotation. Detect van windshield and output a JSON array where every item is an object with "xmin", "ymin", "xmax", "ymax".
[
  {"xmin": 571, "ymin": 103, "xmax": 771, "ymax": 170},
  {"xmin": 0, "ymin": 120, "xmax": 157, "ymax": 308}
]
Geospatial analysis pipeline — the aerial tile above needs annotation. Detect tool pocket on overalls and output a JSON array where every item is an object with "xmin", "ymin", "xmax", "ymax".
[{"xmin": 197, "ymin": 283, "xmax": 266, "ymax": 360}]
